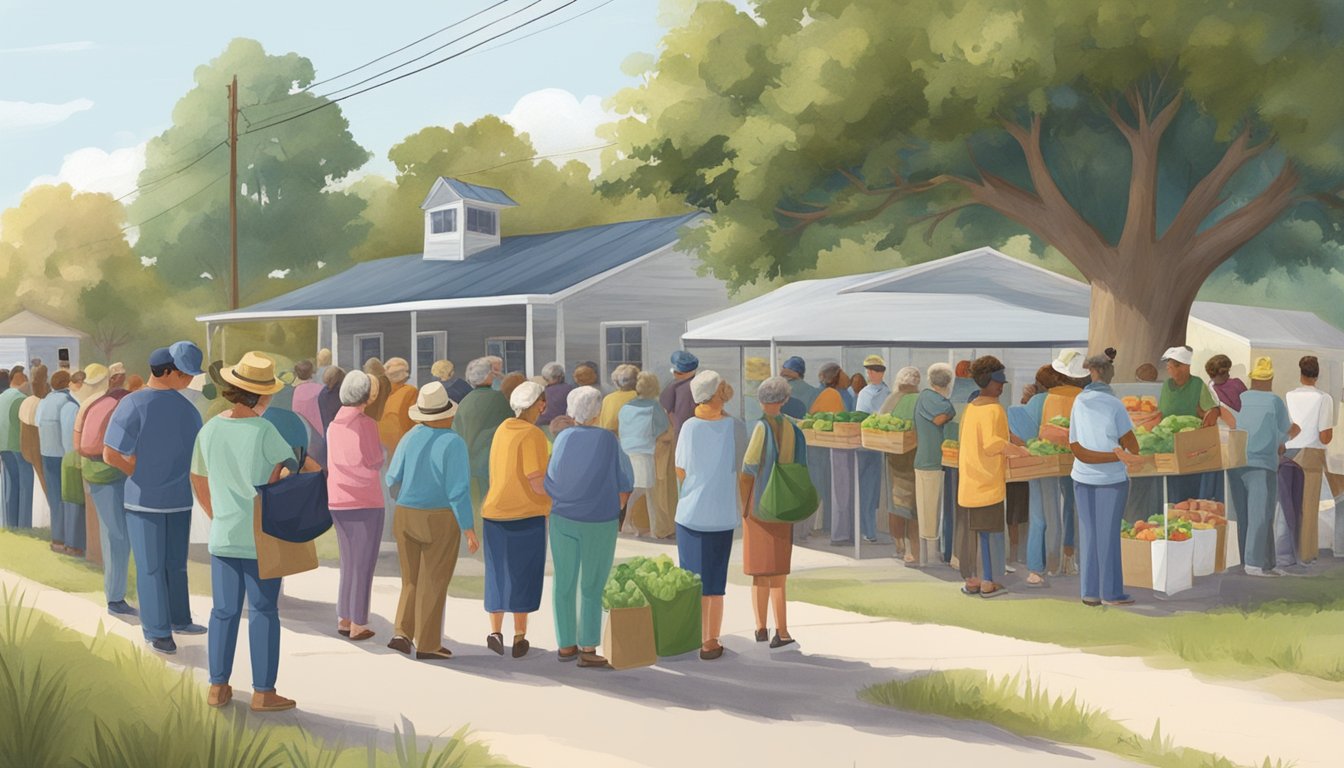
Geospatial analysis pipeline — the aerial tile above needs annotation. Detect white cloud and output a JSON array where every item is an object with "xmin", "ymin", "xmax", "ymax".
[
  {"xmin": 0, "ymin": 41, "xmax": 95, "ymax": 54},
  {"xmin": 28, "ymin": 142, "xmax": 147, "ymax": 201},
  {"xmin": 0, "ymin": 98, "xmax": 94, "ymax": 132},
  {"xmin": 501, "ymin": 88, "xmax": 614, "ymax": 176}
]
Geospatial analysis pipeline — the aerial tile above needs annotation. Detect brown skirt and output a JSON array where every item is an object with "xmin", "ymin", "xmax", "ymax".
[
  {"xmin": 743, "ymin": 513, "xmax": 793, "ymax": 577},
  {"xmin": 960, "ymin": 501, "xmax": 1006, "ymax": 533}
]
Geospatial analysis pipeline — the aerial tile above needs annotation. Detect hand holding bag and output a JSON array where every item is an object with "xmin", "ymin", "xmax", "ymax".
[
  {"xmin": 252, "ymin": 468, "xmax": 327, "ymax": 580},
  {"xmin": 60, "ymin": 450, "xmax": 85, "ymax": 505}
]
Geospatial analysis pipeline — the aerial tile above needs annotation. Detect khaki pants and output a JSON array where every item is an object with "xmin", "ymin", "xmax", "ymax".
[
  {"xmin": 1294, "ymin": 448, "xmax": 1326, "ymax": 563},
  {"xmin": 914, "ymin": 469, "xmax": 944, "ymax": 541},
  {"xmin": 393, "ymin": 506, "xmax": 462, "ymax": 652},
  {"xmin": 650, "ymin": 432, "xmax": 678, "ymax": 538}
]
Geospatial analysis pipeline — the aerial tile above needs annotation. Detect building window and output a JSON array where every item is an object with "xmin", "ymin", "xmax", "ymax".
[
  {"xmin": 602, "ymin": 323, "xmax": 646, "ymax": 379},
  {"xmin": 353, "ymin": 333, "xmax": 383, "ymax": 366},
  {"xmin": 430, "ymin": 209, "xmax": 457, "ymax": 234},
  {"xmin": 486, "ymin": 337, "xmax": 526, "ymax": 375},
  {"xmin": 466, "ymin": 207, "xmax": 497, "ymax": 235},
  {"xmin": 416, "ymin": 331, "xmax": 447, "ymax": 384}
]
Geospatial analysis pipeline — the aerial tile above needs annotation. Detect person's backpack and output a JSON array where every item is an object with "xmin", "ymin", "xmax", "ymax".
[{"xmin": 755, "ymin": 418, "xmax": 818, "ymax": 523}]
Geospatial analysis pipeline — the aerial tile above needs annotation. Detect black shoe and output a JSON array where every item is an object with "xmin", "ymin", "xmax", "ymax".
[
  {"xmin": 512, "ymin": 636, "xmax": 531, "ymax": 658},
  {"xmin": 769, "ymin": 633, "xmax": 796, "ymax": 649},
  {"xmin": 387, "ymin": 636, "xmax": 413, "ymax": 655},
  {"xmin": 107, "ymin": 600, "xmax": 138, "ymax": 617},
  {"xmin": 754, "ymin": 628, "xmax": 768, "ymax": 643},
  {"xmin": 172, "ymin": 623, "xmax": 207, "ymax": 636},
  {"xmin": 148, "ymin": 637, "xmax": 177, "ymax": 655},
  {"xmin": 487, "ymin": 633, "xmax": 505, "ymax": 655},
  {"xmin": 416, "ymin": 648, "xmax": 453, "ymax": 661},
  {"xmin": 699, "ymin": 645, "xmax": 724, "ymax": 661}
]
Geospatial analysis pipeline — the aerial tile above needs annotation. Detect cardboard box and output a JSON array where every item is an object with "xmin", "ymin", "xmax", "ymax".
[
  {"xmin": 805, "ymin": 429, "xmax": 861, "ymax": 450},
  {"xmin": 1122, "ymin": 536, "xmax": 1194, "ymax": 594},
  {"xmin": 1121, "ymin": 537, "xmax": 1154, "ymax": 590},
  {"xmin": 603, "ymin": 605, "xmax": 657, "ymax": 671},
  {"xmin": 1127, "ymin": 454, "xmax": 1162, "ymax": 477},
  {"xmin": 1170, "ymin": 426, "xmax": 1222, "ymax": 474},
  {"xmin": 1214, "ymin": 523, "xmax": 1229, "ymax": 573},
  {"xmin": 1220, "ymin": 430, "xmax": 1248, "ymax": 469},
  {"xmin": 861, "ymin": 428, "xmax": 917, "ymax": 454},
  {"xmin": 942, "ymin": 447, "xmax": 959, "ymax": 468}
]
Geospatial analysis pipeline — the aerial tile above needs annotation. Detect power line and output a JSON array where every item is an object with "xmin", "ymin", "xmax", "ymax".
[
  {"xmin": 57, "ymin": 172, "xmax": 229, "ymax": 257},
  {"xmin": 115, "ymin": 139, "xmax": 226, "ymax": 202},
  {"xmin": 457, "ymin": 142, "xmax": 616, "ymax": 177},
  {"xmin": 472, "ymin": 0, "xmax": 619, "ymax": 56},
  {"xmin": 240, "ymin": 0, "xmax": 579, "ymax": 137}
]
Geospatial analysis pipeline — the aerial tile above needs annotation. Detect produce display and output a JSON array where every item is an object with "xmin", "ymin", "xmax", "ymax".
[
  {"xmin": 1025, "ymin": 439, "xmax": 1071, "ymax": 456},
  {"xmin": 603, "ymin": 561, "xmax": 650, "ymax": 610},
  {"xmin": 628, "ymin": 555, "xmax": 702, "ymax": 602},
  {"xmin": 942, "ymin": 440, "xmax": 959, "ymax": 450},
  {"xmin": 1133, "ymin": 414, "xmax": 1204, "ymax": 455},
  {"xmin": 1121, "ymin": 515, "xmax": 1193, "ymax": 542},
  {"xmin": 1046, "ymin": 415, "xmax": 1070, "ymax": 428},
  {"xmin": 861, "ymin": 413, "xmax": 913, "ymax": 432},
  {"xmin": 1122, "ymin": 395, "xmax": 1158, "ymax": 413},
  {"xmin": 1169, "ymin": 499, "xmax": 1228, "ymax": 528}
]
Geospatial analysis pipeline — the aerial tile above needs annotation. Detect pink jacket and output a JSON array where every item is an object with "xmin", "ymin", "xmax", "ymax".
[
  {"xmin": 326, "ymin": 406, "xmax": 385, "ymax": 510},
  {"xmin": 293, "ymin": 380, "xmax": 325, "ymax": 436}
]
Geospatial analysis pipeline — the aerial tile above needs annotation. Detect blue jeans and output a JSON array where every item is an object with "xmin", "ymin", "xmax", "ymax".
[
  {"xmin": 1027, "ymin": 477, "xmax": 1063, "ymax": 574},
  {"xmin": 41, "ymin": 455, "xmax": 82, "ymax": 548},
  {"xmin": 978, "ymin": 531, "xmax": 1005, "ymax": 584},
  {"xmin": 856, "ymin": 450, "xmax": 882, "ymax": 541},
  {"xmin": 1061, "ymin": 479, "xmax": 1076, "ymax": 550},
  {"xmin": 208, "ymin": 556, "xmax": 281, "ymax": 691},
  {"xmin": 126, "ymin": 509, "xmax": 194, "ymax": 639},
  {"xmin": 940, "ymin": 468, "xmax": 958, "ymax": 562},
  {"xmin": 89, "ymin": 479, "xmax": 131, "ymax": 603},
  {"xmin": 1229, "ymin": 467, "xmax": 1276, "ymax": 570},
  {"xmin": 2, "ymin": 451, "xmax": 35, "ymax": 528},
  {"xmin": 1074, "ymin": 480, "xmax": 1128, "ymax": 602},
  {"xmin": 830, "ymin": 449, "xmax": 856, "ymax": 543}
]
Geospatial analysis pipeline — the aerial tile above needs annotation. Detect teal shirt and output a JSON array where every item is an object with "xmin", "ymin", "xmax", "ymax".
[
  {"xmin": 1235, "ymin": 390, "xmax": 1293, "ymax": 471},
  {"xmin": 191, "ymin": 416, "xmax": 295, "ymax": 559},
  {"xmin": 913, "ymin": 389, "xmax": 955, "ymax": 471},
  {"xmin": 386, "ymin": 424, "xmax": 475, "ymax": 532},
  {"xmin": 0, "ymin": 388, "xmax": 25, "ymax": 452}
]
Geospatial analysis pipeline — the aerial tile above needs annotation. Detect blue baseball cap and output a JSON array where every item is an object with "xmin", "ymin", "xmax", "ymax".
[
  {"xmin": 169, "ymin": 341, "xmax": 204, "ymax": 376},
  {"xmin": 782, "ymin": 356, "xmax": 806, "ymax": 376},
  {"xmin": 148, "ymin": 347, "xmax": 174, "ymax": 369},
  {"xmin": 989, "ymin": 369, "xmax": 1007, "ymax": 384},
  {"xmin": 670, "ymin": 350, "xmax": 699, "ymax": 374}
]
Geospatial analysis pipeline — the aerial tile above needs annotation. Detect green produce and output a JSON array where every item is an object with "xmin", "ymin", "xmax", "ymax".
[
  {"xmin": 942, "ymin": 440, "xmax": 959, "ymax": 449},
  {"xmin": 807, "ymin": 412, "xmax": 837, "ymax": 422},
  {"xmin": 798, "ymin": 419, "xmax": 814, "ymax": 430},
  {"xmin": 1158, "ymin": 415, "xmax": 1203, "ymax": 434},
  {"xmin": 603, "ymin": 561, "xmax": 650, "ymax": 610},
  {"xmin": 627, "ymin": 555, "xmax": 702, "ymax": 603},
  {"xmin": 817, "ymin": 421, "xmax": 834, "ymax": 432},
  {"xmin": 1026, "ymin": 439, "xmax": 1071, "ymax": 456},
  {"xmin": 861, "ymin": 413, "xmax": 913, "ymax": 432},
  {"xmin": 1047, "ymin": 416, "xmax": 1070, "ymax": 428}
]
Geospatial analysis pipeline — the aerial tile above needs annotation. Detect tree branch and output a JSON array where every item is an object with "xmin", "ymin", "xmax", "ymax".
[
  {"xmin": 1186, "ymin": 162, "xmax": 1301, "ymax": 277},
  {"xmin": 914, "ymin": 204, "xmax": 976, "ymax": 245},
  {"xmin": 1117, "ymin": 89, "xmax": 1184, "ymax": 253},
  {"xmin": 774, "ymin": 174, "xmax": 973, "ymax": 234},
  {"xmin": 1162, "ymin": 126, "xmax": 1277, "ymax": 251}
]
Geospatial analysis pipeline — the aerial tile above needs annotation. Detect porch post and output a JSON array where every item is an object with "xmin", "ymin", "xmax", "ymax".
[
  {"xmin": 410, "ymin": 310, "xmax": 419, "ymax": 386},
  {"xmin": 555, "ymin": 301, "xmax": 566, "ymax": 369},
  {"xmin": 204, "ymin": 322, "xmax": 212, "ymax": 363},
  {"xmin": 332, "ymin": 314, "xmax": 340, "ymax": 368},
  {"xmin": 525, "ymin": 302, "xmax": 535, "ymax": 378}
]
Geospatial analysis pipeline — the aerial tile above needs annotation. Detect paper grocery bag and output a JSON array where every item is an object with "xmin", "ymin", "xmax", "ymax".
[
  {"xmin": 1222, "ymin": 520, "xmax": 1240, "ymax": 570},
  {"xmin": 1121, "ymin": 538, "xmax": 1154, "ymax": 590},
  {"xmin": 1152, "ymin": 539, "xmax": 1193, "ymax": 595},
  {"xmin": 603, "ymin": 605, "xmax": 657, "ymax": 671},
  {"xmin": 253, "ymin": 497, "xmax": 318, "ymax": 580},
  {"xmin": 1191, "ymin": 528, "xmax": 1217, "ymax": 577}
]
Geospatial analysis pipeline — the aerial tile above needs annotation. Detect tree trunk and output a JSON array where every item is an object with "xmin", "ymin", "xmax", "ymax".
[{"xmin": 1087, "ymin": 275, "xmax": 1200, "ymax": 384}]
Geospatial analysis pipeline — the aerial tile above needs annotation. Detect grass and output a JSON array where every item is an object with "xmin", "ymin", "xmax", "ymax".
[
  {"xmin": 0, "ymin": 587, "xmax": 516, "ymax": 768},
  {"xmin": 0, "ymin": 528, "xmax": 213, "ymax": 596},
  {"xmin": 789, "ymin": 569, "xmax": 1344, "ymax": 684},
  {"xmin": 862, "ymin": 670, "xmax": 1291, "ymax": 768}
]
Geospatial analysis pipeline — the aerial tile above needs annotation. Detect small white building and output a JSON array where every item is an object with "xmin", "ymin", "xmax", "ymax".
[{"xmin": 0, "ymin": 310, "xmax": 83, "ymax": 371}]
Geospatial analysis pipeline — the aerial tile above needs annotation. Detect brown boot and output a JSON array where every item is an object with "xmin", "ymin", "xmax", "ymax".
[
  {"xmin": 250, "ymin": 691, "xmax": 296, "ymax": 712},
  {"xmin": 207, "ymin": 684, "xmax": 232, "ymax": 708}
]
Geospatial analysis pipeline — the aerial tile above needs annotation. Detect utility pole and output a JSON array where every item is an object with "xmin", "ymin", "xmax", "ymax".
[{"xmin": 227, "ymin": 74, "xmax": 240, "ymax": 310}]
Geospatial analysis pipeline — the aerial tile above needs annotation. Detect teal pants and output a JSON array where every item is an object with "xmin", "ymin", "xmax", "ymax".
[{"xmin": 549, "ymin": 515, "xmax": 618, "ymax": 649}]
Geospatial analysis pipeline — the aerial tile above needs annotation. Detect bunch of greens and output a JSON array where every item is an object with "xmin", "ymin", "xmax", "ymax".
[
  {"xmin": 629, "ymin": 554, "xmax": 702, "ymax": 602},
  {"xmin": 603, "ymin": 561, "xmax": 649, "ymax": 610}
]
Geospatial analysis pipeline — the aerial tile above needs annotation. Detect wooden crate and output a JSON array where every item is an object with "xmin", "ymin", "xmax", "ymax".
[
  {"xmin": 832, "ymin": 422, "xmax": 861, "ymax": 437},
  {"xmin": 1005, "ymin": 455, "xmax": 1064, "ymax": 481},
  {"xmin": 1038, "ymin": 423, "xmax": 1070, "ymax": 446},
  {"xmin": 861, "ymin": 429, "xmax": 917, "ymax": 454},
  {"xmin": 805, "ymin": 429, "xmax": 861, "ymax": 450}
]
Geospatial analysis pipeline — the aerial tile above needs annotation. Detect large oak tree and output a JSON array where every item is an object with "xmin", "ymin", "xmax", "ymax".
[{"xmin": 603, "ymin": 0, "xmax": 1344, "ymax": 376}]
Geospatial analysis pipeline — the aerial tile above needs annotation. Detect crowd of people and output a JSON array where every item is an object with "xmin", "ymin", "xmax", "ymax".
[{"xmin": 0, "ymin": 338, "xmax": 1338, "ymax": 713}]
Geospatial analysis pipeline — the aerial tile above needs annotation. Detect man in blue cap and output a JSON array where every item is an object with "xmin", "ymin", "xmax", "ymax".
[
  {"xmin": 103, "ymin": 341, "xmax": 206, "ymax": 655},
  {"xmin": 652, "ymin": 351, "xmax": 698, "ymax": 538},
  {"xmin": 780, "ymin": 356, "xmax": 820, "ymax": 412}
]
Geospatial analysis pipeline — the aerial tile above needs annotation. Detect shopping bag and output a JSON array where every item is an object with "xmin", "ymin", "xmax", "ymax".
[
  {"xmin": 1191, "ymin": 528, "xmax": 1217, "ymax": 577},
  {"xmin": 60, "ymin": 450, "xmax": 84, "ymax": 504},
  {"xmin": 1223, "ymin": 519, "xmax": 1241, "ymax": 569},
  {"xmin": 1152, "ymin": 539, "xmax": 1194, "ymax": 595},
  {"xmin": 758, "ymin": 463, "xmax": 819, "ymax": 523},
  {"xmin": 252, "ymin": 496, "xmax": 318, "ymax": 580},
  {"xmin": 637, "ymin": 583, "xmax": 702, "ymax": 657},
  {"xmin": 603, "ymin": 605, "xmax": 657, "ymax": 670},
  {"xmin": 255, "ymin": 470, "xmax": 331, "ymax": 544}
]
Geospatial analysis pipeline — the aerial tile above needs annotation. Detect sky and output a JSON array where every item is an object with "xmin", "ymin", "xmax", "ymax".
[{"xmin": 0, "ymin": 0, "xmax": 719, "ymax": 211}]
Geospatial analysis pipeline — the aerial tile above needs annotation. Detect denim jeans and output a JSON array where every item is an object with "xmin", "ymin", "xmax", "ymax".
[
  {"xmin": 89, "ymin": 479, "xmax": 131, "ymax": 603},
  {"xmin": 978, "ymin": 531, "xmax": 1005, "ymax": 584},
  {"xmin": 940, "ymin": 468, "xmax": 958, "ymax": 563},
  {"xmin": 1027, "ymin": 477, "xmax": 1063, "ymax": 574},
  {"xmin": 2, "ymin": 451, "xmax": 35, "ymax": 528},
  {"xmin": 208, "ymin": 556, "xmax": 281, "ymax": 692},
  {"xmin": 1061, "ymin": 479, "xmax": 1077, "ymax": 550},
  {"xmin": 830, "ymin": 450, "xmax": 856, "ymax": 543},
  {"xmin": 1074, "ymin": 480, "xmax": 1128, "ymax": 602},
  {"xmin": 856, "ymin": 450, "xmax": 883, "ymax": 541},
  {"xmin": 41, "ymin": 455, "xmax": 82, "ymax": 548},
  {"xmin": 1228, "ymin": 467, "xmax": 1276, "ymax": 570},
  {"xmin": 126, "ymin": 509, "xmax": 194, "ymax": 639}
]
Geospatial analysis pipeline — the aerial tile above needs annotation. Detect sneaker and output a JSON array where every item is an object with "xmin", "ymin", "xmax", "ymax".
[
  {"xmin": 862, "ymin": 536, "xmax": 878, "ymax": 543},
  {"xmin": 148, "ymin": 637, "xmax": 178, "ymax": 655},
  {"xmin": 173, "ymin": 623, "xmax": 207, "ymax": 636},
  {"xmin": 107, "ymin": 600, "xmax": 138, "ymax": 617},
  {"xmin": 1270, "ymin": 567, "xmax": 1293, "ymax": 577},
  {"xmin": 1244, "ymin": 566, "xmax": 1278, "ymax": 577},
  {"xmin": 1003, "ymin": 563, "xmax": 1018, "ymax": 574}
]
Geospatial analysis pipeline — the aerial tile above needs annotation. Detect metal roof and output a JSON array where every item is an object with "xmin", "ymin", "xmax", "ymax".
[
  {"xmin": 0, "ymin": 310, "xmax": 86, "ymax": 338},
  {"xmin": 420, "ymin": 177, "xmax": 519, "ymax": 209},
  {"xmin": 683, "ymin": 247, "xmax": 1344, "ymax": 351},
  {"xmin": 200, "ymin": 213, "xmax": 703, "ymax": 322}
]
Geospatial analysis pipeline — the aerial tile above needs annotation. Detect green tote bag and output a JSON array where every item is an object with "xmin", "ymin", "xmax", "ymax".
[
  {"xmin": 755, "ymin": 419, "xmax": 818, "ymax": 523},
  {"xmin": 61, "ymin": 450, "xmax": 84, "ymax": 505}
]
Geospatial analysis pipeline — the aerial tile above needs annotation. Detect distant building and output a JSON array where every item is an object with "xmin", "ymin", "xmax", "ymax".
[
  {"xmin": 0, "ymin": 310, "xmax": 83, "ymax": 371},
  {"xmin": 198, "ymin": 178, "xmax": 731, "ymax": 386}
]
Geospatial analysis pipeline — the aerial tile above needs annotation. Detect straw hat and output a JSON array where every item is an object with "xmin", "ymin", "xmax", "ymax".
[
  {"xmin": 1051, "ymin": 349, "xmax": 1087, "ymax": 379},
  {"xmin": 220, "ymin": 352, "xmax": 285, "ymax": 396},
  {"xmin": 408, "ymin": 381, "xmax": 458, "ymax": 422},
  {"xmin": 83, "ymin": 363, "xmax": 110, "ymax": 387}
]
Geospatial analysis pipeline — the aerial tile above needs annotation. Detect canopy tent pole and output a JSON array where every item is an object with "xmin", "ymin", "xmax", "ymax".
[
  {"xmin": 410, "ymin": 310, "xmax": 419, "ymax": 387},
  {"xmin": 331, "ymin": 315, "xmax": 339, "ymax": 369},
  {"xmin": 525, "ymin": 302, "xmax": 535, "ymax": 378},
  {"xmin": 769, "ymin": 338, "xmax": 778, "ymax": 374},
  {"xmin": 204, "ymin": 322, "xmax": 212, "ymax": 363},
  {"xmin": 556, "ymin": 302, "xmax": 566, "ymax": 369}
]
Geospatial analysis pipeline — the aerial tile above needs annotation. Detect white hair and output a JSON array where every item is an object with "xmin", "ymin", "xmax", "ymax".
[
  {"xmin": 756, "ymin": 376, "xmax": 792, "ymax": 405},
  {"xmin": 611, "ymin": 363, "xmax": 639, "ymax": 391},
  {"xmin": 510, "ymin": 381, "xmax": 544, "ymax": 415},
  {"xmin": 339, "ymin": 370, "xmax": 372, "ymax": 406},
  {"xmin": 465, "ymin": 357, "xmax": 493, "ymax": 387},
  {"xmin": 567, "ymin": 386, "xmax": 603, "ymax": 424},
  {"xmin": 926, "ymin": 363, "xmax": 953, "ymax": 390},
  {"xmin": 690, "ymin": 370, "xmax": 723, "ymax": 404},
  {"xmin": 541, "ymin": 362, "xmax": 566, "ymax": 384},
  {"xmin": 895, "ymin": 366, "xmax": 921, "ymax": 390}
]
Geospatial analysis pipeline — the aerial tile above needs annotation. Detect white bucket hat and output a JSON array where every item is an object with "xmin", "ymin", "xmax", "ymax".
[
  {"xmin": 408, "ymin": 381, "xmax": 458, "ymax": 422},
  {"xmin": 1051, "ymin": 349, "xmax": 1087, "ymax": 379},
  {"xmin": 1160, "ymin": 346, "xmax": 1194, "ymax": 367},
  {"xmin": 690, "ymin": 370, "xmax": 723, "ymax": 404},
  {"xmin": 509, "ymin": 380, "xmax": 544, "ymax": 415}
]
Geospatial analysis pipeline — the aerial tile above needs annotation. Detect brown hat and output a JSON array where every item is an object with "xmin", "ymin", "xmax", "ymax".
[
  {"xmin": 221, "ymin": 352, "xmax": 285, "ymax": 396},
  {"xmin": 50, "ymin": 370, "xmax": 71, "ymax": 390}
]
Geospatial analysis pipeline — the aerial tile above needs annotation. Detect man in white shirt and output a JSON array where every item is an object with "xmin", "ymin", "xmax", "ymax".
[{"xmin": 1284, "ymin": 356, "xmax": 1333, "ymax": 564}]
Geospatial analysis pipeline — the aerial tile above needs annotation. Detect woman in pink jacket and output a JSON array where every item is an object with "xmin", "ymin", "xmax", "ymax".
[{"xmin": 325, "ymin": 370, "xmax": 385, "ymax": 641}]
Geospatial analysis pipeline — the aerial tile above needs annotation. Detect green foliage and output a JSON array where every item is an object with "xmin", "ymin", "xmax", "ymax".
[
  {"xmin": 861, "ymin": 670, "xmax": 1286, "ymax": 768},
  {"xmin": 605, "ymin": 0, "xmax": 1344, "ymax": 291},
  {"xmin": 130, "ymin": 38, "xmax": 371, "ymax": 307}
]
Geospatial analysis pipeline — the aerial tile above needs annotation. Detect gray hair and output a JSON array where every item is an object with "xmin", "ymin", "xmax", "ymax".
[
  {"xmin": 541, "ymin": 362, "xmax": 566, "ymax": 384},
  {"xmin": 465, "ymin": 357, "xmax": 493, "ymax": 387},
  {"xmin": 486, "ymin": 355, "xmax": 503, "ymax": 370},
  {"xmin": 894, "ymin": 366, "xmax": 920, "ymax": 390},
  {"xmin": 611, "ymin": 363, "xmax": 639, "ymax": 391},
  {"xmin": 635, "ymin": 371, "xmax": 661, "ymax": 399},
  {"xmin": 339, "ymin": 370, "xmax": 372, "ymax": 406},
  {"xmin": 756, "ymin": 376, "xmax": 792, "ymax": 405},
  {"xmin": 926, "ymin": 363, "xmax": 953, "ymax": 390},
  {"xmin": 1084, "ymin": 354, "xmax": 1115, "ymax": 384},
  {"xmin": 567, "ymin": 386, "xmax": 603, "ymax": 425}
]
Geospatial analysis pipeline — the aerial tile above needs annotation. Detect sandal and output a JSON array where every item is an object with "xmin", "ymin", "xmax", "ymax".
[
  {"xmin": 960, "ymin": 584, "xmax": 981, "ymax": 596},
  {"xmin": 979, "ymin": 586, "xmax": 1008, "ymax": 598},
  {"xmin": 348, "ymin": 628, "xmax": 375, "ymax": 642},
  {"xmin": 557, "ymin": 646, "xmax": 579, "ymax": 662},
  {"xmin": 1026, "ymin": 575, "xmax": 1048, "ymax": 588},
  {"xmin": 1082, "ymin": 598, "xmax": 1102, "ymax": 607},
  {"xmin": 754, "ymin": 629, "xmax": 769, "ymax": 643}
]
